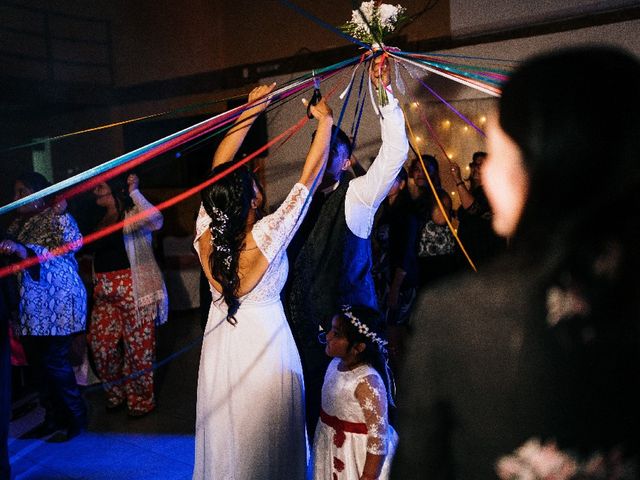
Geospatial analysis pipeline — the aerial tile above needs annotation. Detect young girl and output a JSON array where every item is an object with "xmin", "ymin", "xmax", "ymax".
[{"xmin": 312, "ymin": 305, "xmax": 398, "ymax": 480}]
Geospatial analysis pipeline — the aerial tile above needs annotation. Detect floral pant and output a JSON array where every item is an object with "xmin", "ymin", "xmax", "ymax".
[{"xmin": 88, "ymin": 269, "xmax": 155, "ymax": 414}]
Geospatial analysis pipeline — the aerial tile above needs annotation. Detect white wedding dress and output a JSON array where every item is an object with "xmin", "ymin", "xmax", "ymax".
[{"xmin": 193, "ymin": 183, "xmax": 310, "ymax": 480}]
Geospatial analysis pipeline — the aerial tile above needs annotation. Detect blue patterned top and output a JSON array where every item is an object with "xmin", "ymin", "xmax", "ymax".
[{"xmin": 8, "ymin": 208, "xmax": 87, "ymax": 336}]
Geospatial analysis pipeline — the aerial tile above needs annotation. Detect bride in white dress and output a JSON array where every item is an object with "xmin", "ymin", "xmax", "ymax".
[{"xmin": 192, "ymin": 84, "xmax": 334, "ymax": 479}]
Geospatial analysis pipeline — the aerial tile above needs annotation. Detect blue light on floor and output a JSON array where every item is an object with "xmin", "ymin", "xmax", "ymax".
[{"xmin": 10, "ymin": 432, "xmax": 194, "ymax": 480}]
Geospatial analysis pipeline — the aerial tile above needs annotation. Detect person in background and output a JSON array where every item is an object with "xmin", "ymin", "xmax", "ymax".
[
  {"xmin": 450, "ymin": 151, "xmax": 505, "ymax": 266},
  {"xmin": 86, "ymin": 173, "xmax": 167, "ymax": 417},
  {"xmin": 0, "ymin": 172, "xmax": 87, "ymax": 441},
  {"xmin": 416, "ymin": 189, "xmax": 460, "ymax": 288},
  {"xmin": 406, "ymin": 153, "xmax": 441, "ymax": 218},
  {"xmin": 371, "ymin": 168, "xmax": 420, "ymax": 368},
  {"xmin": 392, "ymin": 46, "xmax": 640, "ymax": 479}
]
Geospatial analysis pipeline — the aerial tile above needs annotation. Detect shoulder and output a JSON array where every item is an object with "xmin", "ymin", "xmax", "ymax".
[
  {"xmin": 354, "ymin": 369, "xmax": 386, "ymax": 399},
  {"xmin": 56, "ymin": 211, "xmax": 78, "ymax": 227},
  {"xmin": 354, "ymin": 364, "xmax": 383, "ymax": 386},
  {"xmin": 412, "ymin": 255, "xmax": 541, "ymax": 345}
]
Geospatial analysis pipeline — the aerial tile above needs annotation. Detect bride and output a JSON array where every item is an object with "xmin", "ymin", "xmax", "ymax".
[{"xmin": 193, "ymin": 83, "xmax": 333, "ymax": 479}]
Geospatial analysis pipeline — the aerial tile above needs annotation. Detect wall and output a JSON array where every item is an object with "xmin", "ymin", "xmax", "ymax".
[{"xmin": 449, "ymin": 0, "xmax": 639, "ymax": 36}]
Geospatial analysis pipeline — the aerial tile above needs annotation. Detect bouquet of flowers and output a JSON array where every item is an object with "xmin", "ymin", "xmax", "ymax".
[
  {"xmin": 341, "ymin": 1, "xmax": 407, "ymax": 107},
  {"xmin": 341, "ymin": 1, "xmax": 407, "ymax": 46}
]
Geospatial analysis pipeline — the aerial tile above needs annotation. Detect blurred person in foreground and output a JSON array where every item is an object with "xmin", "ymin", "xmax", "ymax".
[{"xmin": 392, "ymin": 46, "xmax": 640, "ymax": 480}]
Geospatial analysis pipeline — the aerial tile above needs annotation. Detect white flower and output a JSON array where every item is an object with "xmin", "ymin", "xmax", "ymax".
[{"xmin": 378, "ymin": 4, "xmax": 401, "ymax": 26}]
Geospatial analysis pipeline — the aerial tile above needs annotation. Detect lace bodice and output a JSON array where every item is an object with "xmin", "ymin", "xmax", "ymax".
[
  {"xmin": 321, "ymin": 358, "xmax": 390, "ymax": 455},
  {"xmin": 194, "ymin": 182, "xmax": 310, "ymax": 304}
]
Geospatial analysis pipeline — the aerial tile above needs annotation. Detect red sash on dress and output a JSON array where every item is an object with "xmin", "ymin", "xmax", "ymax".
[{"xmin": 320, "ymin": 408, "xmax": 367, "ymax": 448}]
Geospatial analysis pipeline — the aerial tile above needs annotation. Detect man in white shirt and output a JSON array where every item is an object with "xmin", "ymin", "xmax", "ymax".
[{"xmin": 286, "ymin": 56, "xmax": 409, "ymax": 436}]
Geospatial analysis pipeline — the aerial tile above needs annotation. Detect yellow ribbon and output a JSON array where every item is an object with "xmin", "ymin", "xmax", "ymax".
[{"xmin": 402, "ymin": 106, "xmax": 477, "ymax": 273}]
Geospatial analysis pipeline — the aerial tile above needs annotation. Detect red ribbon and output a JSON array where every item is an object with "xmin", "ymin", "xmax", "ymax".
[{"xmin": 320, "ymin": 408, "xmax": 367, "ymax": 448}]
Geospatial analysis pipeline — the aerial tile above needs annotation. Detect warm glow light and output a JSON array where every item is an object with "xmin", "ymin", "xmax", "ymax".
[
  {"xmin": 465, "ymin": 165, "xmax": 470, "ymax": 170},
  {"xmin": 447, "ymin": 153, "xmax": 454, "ymax": 159},
  {"xmin": 451, "ymin": 191, "xmax": 456, "ymax": 196},
  {"xmin": 442, "ymin": 120, "xmax": 451, "ymax": 128},
  {"xmin": 415, "ymin": 136, "xmax": 422, "ymax": 142},
  {"xmin": 463, "ymin": 126, "xmax": 469, "ymax": 132},
  {"xmin": 412, "ymin": 101, "xmax": 419, "ymax": 108},
  {"xmin": 479, "ymin": 116, "xmax": 487, "ymax": 123}
]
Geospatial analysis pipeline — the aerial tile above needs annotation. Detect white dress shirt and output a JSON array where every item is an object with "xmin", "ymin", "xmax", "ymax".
[{"xmin": 344, "ymin": 91, "xmax": 409, "ymax": 239}]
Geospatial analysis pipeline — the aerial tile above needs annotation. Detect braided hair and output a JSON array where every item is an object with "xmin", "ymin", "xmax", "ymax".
[{"xmin": 201, "ymin": 163, "xmax": 262, "ymax": 324}]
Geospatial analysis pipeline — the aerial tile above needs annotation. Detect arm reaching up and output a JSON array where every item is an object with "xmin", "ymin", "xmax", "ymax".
[
  {"xmin": 298, "ymin": 97, "xmax": 334, "ymax": 192},
  {"xmin": 345, "ymin": 55, "xmax": 409, "ymax": 239},
  {"xmin": 211, "ymin": 83, "xmax": 276, "ymax": 169}
]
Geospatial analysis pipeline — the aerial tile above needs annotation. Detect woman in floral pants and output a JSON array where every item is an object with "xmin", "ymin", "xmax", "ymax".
[{"xmin": 87, "ymin": 174, "xmax": 167, "ymax": 416}]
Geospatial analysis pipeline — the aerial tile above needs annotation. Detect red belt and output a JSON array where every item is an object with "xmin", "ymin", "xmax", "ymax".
[{"xmin": 320, "ymin": 408, "xmax": 367, "ymax": 448}]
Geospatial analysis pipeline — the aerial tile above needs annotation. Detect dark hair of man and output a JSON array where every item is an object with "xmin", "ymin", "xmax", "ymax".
[
  {"xmin": 313, "ymin": 126, "xmax": 352, "ymax": 182},
  {"xmin": 329, "ymin": 126, "xmax": 352, "ymax": 164}
]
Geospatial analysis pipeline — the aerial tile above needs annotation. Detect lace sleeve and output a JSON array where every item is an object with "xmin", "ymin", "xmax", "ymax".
[
  {"xmin": 354, "ymin": 373, "xmax": 389, "ymax": 456},
  {"xmin": 253, "ymin": 183, "xmax": 310, "ymax": 262}
]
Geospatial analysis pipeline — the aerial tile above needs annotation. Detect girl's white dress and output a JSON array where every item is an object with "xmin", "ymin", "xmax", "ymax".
[
  {"xmin": 193, "ymin": 183, "xmax": 310, "ymax": 480},
  {"xmin": 312, "ymin": 358, "xmax": 398, "ymax": 480}
]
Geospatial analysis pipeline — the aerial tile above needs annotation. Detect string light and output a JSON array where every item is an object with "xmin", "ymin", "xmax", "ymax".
[
  {"xmin": 415, "ymin": 136, "xmax": 422, "ymax": 142},
  {"xmin": 412, "ymin": 101, "xmax": 419, "ymax": 108},
  {"xmin": 479, "ymin": 116, "xmax": 487, "ymax": 124},
  {"xmin": 462, "ymin": 125, "xmax": 469, "ymax": 132},
  {"xmin": 442, "ymin": 120, "xmax": 451, "ymax": 129}
]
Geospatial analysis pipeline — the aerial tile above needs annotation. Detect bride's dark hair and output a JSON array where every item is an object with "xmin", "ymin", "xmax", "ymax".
[{"xmin": 201, "ymin": 163, "xmax": 263, "ymax": 324}]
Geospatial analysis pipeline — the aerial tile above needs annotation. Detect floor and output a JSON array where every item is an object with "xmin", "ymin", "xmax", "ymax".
[{"xmin": 8, "ymin": 310, "xmax": 203, "ymax": 480}]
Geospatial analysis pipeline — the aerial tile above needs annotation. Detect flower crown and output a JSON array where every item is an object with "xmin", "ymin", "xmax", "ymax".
[{"xmin": 341, "ymin": 305, "xmax": 388, "ymax": 349}]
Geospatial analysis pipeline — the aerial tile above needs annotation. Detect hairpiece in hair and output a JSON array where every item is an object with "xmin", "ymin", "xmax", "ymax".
[
  {"xmin": 341, "ymin": 305, "xmax": 388, "ymax": 349},
  {"xmin": 209, "ymin": 206, "xmax": 228, "ymax": 236},
  {"xmin": 341, "ymin": 304, "xmax": 396, "ymax": 407},
  {"xmin": 209, "ymin": 206, "xmax": 232, "ymax": 269}
]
